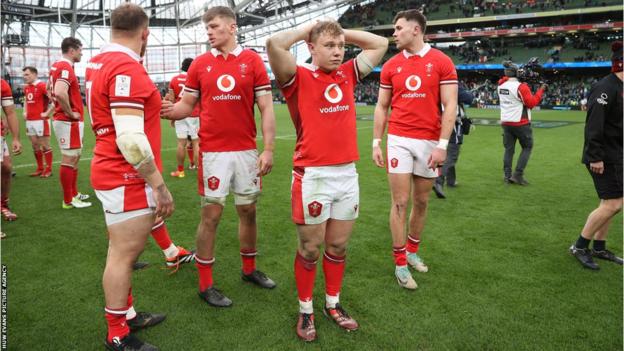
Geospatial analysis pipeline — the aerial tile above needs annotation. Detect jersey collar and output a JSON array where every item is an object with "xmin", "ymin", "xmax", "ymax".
[
  {"xmin": 300, "ymin": 63, "xmax": 319, "ymax": 72},
  {"xmin": 403, "ymin": 43, "xmax": 431, "ymax": 58},
  {"xmin": 59, "ymin": 57, "xmax": 75, "ymax": 67},
  {"xmin": 100, "ymin": 43, "xmax": 142, "ymax": 62},
  {"xmin": 210, "ymin": 45, "xmax": 243, "ymax": 58}
]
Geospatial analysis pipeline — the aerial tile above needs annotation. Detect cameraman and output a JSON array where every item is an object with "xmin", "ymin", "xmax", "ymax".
[
  {"xmin": 433, "ymin": 84, "xmax": 474, "ymax": 198},
  {"xmin": 497, "ymin": 61, "xmax": 546, "ymax": 185}
]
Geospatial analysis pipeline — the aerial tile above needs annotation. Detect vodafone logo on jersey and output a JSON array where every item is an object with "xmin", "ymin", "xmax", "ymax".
[
  {"xmin": 27, "ymin": 93, "xmax": 34, "ymax": 101},
  {"xmin": 402, "ymin": 75, "xmax": 427, "ymax": 99},
  {"xmin": 324, "ymin": 84, "xmax": 343, "ymax": 103},
  {"xmin": 319, "ymin": 84, "xmax": 350, "ymax": 114},
  {"xmin": 404, "ymin": 75, "xmax": 422, "ymax": 91},
  {"xmin": 216, "ymin": 75, "xmax": 236, "ymax": 92}
]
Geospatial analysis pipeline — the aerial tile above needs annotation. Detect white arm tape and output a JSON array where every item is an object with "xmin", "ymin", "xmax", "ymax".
[
  {"xmin": 356, "ymin": 52, "xmax": 375, "ymax": 78},
  {"xmin": 372, "ymin": 138, "xmax": 381, "ymax": 148},
  {"xmin": 255, "ymin": 89, "xmax": 271, "ymax": 98},
  {"xmin": 112, "ymin": 112, "xmax": 154, "ymax": 168},
  {"xmin": 1, "ymin": 99, "xmax": 14, "ymax": 107},
  {"xmin": 437, "ymin": 138, "xmax": 449, "ymax": 150}
]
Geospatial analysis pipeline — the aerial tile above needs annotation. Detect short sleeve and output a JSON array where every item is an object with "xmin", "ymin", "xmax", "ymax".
[
  {"xmin": 108, "ymin": 64, "xmax": 152, "ymax": 111},
  {"xmin": 1, "ymin": 80, "xmax": 14, "ymax": 107},
  {"xmin": 252, "ymin": 53, "xmax": 271, "ymax": 93},
  {"xmin": 280, "ymin": 67, "xmax": 300, "ymax": 100},
  {"xmin": 439, "ymin": 55, "xmax": 458, "ymax": 86},
  {"xmin": 380, "ymin": 62, "xmax": 392, "ymax": 90},
  {"xmin": 184, "ymin": 60, "xmax": 200, "ymax": 97}
]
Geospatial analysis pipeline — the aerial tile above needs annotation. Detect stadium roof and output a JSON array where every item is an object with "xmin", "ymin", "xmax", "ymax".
[{"xmin": 3, "ymin": 0, "xmax": 366, "ymax": 42}]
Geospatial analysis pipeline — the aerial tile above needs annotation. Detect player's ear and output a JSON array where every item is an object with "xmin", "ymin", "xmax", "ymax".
[
  {"xmin": 142, "ymin": 28, "xmax": 149, "ymax": 41},
  {"xmin": 307, "ymin": 41, "xmax": 315, "ymax": 54}
]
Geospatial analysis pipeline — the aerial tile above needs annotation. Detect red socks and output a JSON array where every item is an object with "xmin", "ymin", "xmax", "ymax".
[
  {"xmin": 60, "ymin": 165, "xmax": 74, "ymax": 204},
  {"xmin": 393, "ymin": 246, "xmax": 407, "ymax": 266},
  {"xmin": 322, "ymin": 251, "xmax": 345, "ymax": 297},
  {"xmin": 294, "ymin": 252, "xmax": 317, "ymax": 303},
  {"xmin": 196, "ymin": 255, "xmax": 215, "ymax": 291},
  {"xmin": 406, "ymin": 235, "xmax": 420, "ymax": 254},
  {"xmin": 72, "ymin": 168, "xmax": 79, "ymax": 197},
  {"xmin": 151, "ymin": 220, "xmax": 173, "ymax": 250},
  {"xmin": 104, "ymin": 307, "xmax": 129, "ymax": 343},
  {"xmin": 43, "ymin": 149, "xmax": 53, "ymax": 172},
  {"xmin": 177, "ymin": 165, "xmax": 184, "ymax": 172},
  {"xmin": 240, "ymin": 248, "xmax": 257, "ymax": 275},
  {"xmin": 34, "ymin": 150, "xmax": 43, "ymax": 172}
]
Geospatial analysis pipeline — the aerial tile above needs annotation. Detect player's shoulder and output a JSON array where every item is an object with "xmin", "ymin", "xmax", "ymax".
[
  {"xmin": 1, "ymin": 79, "xmax": 11, "ymax": 92},
  {"xmin": 428, "ymin": 47, "xmax": 454, "ymax": 63},
  {"xmin": 383, "ymin": 52, "xmax": 405, "ymax": 68}
]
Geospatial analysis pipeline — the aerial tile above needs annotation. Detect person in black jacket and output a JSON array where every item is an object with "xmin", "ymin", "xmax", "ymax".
[
  {"xmin": 569, "ymin": 41, "xmax": 623, "ymax": 270},
  {"xmin": 433, "ymin": 85, "xmax": 474, "ymax": 199}
]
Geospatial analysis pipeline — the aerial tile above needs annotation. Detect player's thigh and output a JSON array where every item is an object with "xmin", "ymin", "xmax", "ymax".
[
  {"xmin": 296, "ymin": 222, "xmax": 327, "ymax": 254},
  {"xmin": 291, "ymin": 167, "xmax": 332, "ymax": 225},
  {"xmin": 231, "ymin": 150, "xmax": 261, "ymax": 204},
  {"xmin": 187, "ymin": 118, "xmax": 199, "ymax": 140},
  {"xmin": 387, "ymin": 134, "xmax": 415, "ymax": 174},
  {"xmin": 502, "ymin": 126, "xmax": 516, "ymax": 148},
  {"xmin": 40, "ymin": 136, "xmax": 51, "ymax": 149},
  {"xmin": 28, "ymin": 135, "xmax": 39, "ymax": 148},
  {"xmin": 198, "ymin": 152, "xmax": 234, "ymax": 198},
  {"xmin": 107, "ymin": 212, "xmax": 155, "ymax": 256},
  {"xmin": 329, "ymin": 164, "xmax": 359, "ymax": 222},
  {"xmin": 174, "ymin": 119, "xmax": 189, "ymax": 139},
  {"xmin": 411, "ymin": 139, "xmax": 438, "ymax": 178},
  {"xmin": 388, "ymin": 173, "xmax": 412, "ymax": 204}
]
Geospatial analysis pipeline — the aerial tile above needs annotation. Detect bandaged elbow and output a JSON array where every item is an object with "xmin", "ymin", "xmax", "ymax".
[{"xmin": 116, "ymin": 132, "xmax": 154, "ymax": 168}]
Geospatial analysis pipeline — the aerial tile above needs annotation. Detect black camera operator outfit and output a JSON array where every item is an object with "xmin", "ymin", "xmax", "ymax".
[{"xmin": 497, "ymin": 62, "xmax": 545, "ymax": 185}]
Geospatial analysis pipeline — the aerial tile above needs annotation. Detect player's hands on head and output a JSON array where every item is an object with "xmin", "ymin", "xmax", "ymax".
[
  {"xmin": 372, "ymin": 146, "xmax": 385, "ymax": 168},
  {"xmin": 428, "ymin": 148, "xmax": 447, "ymax": 170},
  {"xmin": 153, "ymin": 183, "xmax": 174, "ymax": 219},
  {"xmin": 257, "ymin": 150, "xmax": 273, "ymax": 176}
]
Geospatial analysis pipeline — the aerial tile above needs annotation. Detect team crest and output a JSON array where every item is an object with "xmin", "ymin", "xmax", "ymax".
[
  {"xmin": 390, "ymin": 158, "xmax": 399, "ymax": 168},
  {"xmin": 336, "ymin": 70, "xmax": 344, "ymax": 77},
  {"xmin": 308, "ymin": 201, "xmax": 323, "ymax": 217},
  {"xmin": 313, "ymin": 73, "xmax": 319, "ymax": 78},
  {"xmin": 207, "ymin": 176, "xmax": 220, "ymax": 190},
  {"xmin": 425, "ymin": 63, "xmax": 433, "ymax": 76},
  {"xmin": 397, "ymin": 67, "xmax": 402, "ymax": 73},
  {"xmin": 239, "ymin": 63, "xmax": 247, "ymax": 75},
  {"xmin": 206, "ymin": 66, "xmax": 212, "ymax": 72}
]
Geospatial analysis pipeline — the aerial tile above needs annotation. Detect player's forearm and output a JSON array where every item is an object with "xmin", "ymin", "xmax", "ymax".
[
  {"xmin": 137, "ymin": 159, "xmax": 165, "ymax": 190},
  {"xmin": 169, "ymin": 101, "xmax": 194, "ymax": 120},
  {"xmin": 56, "ymin": 92, "xmax": 75, "ymax": 119},
  {"xmin": 4, "ymin": 107, "xmax": 20, "ymax": 140},
  {"xmin": 344, "ymin": 29, "xmax": 388, "ymax": 52},
  {"xmin": 439, "ymin": 108, "xmax": 456, "ymax": 141},
  {"xmin": 260, "ymin": 115, "xmax": 276, "ymax": 151},
  {"xmin": 373, "ymin": 103, "xmax": 389, "ymax": 140},
  {"xmin": 267, "ymin": 26, "xmax": 310, "ymax": 52},
  {"xmin": 44, "ymin": 104, "xmax": 54, "ymax": 116}
]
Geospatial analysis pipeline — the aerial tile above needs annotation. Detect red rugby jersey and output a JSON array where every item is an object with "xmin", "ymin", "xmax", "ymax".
[
  {"xmin": 169, "ymin": 72, "xmax": 199, "ymax": 117},
  {"xmin": 380, "ymin": 44, "xmax": 457, "ymax": 140},
  {"xmin": 86, "ymin": 43, "xmax": 162, "ymax": 190},
  {"xmin": 281, "ymin": 59, "xmax": 360, "ymax": 167},
  {"xmin": 49, "ymin": 58, "xmax": 84, "ymax": 122},
  {"xmin": 24, "ymin": 81, "xmax": 50, "ymax": 121},
  {"xmin": 184, "ymin": 46, "xmax": 271, "ymax": 152}
]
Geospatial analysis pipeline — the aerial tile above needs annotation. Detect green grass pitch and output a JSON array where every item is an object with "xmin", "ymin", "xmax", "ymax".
[{"xmin": 2, "ymin": 105, "xmax": 621, "ymax": 350}]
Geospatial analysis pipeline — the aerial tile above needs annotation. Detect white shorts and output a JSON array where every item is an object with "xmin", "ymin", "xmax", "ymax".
[
  {"xmin": 95, "ymin": 183, "xmax": 156, "ymax": 226},
  {"xmin": 291, "ymin": 163, "xmax": 359, "ymax": 225},
  {"xmin": 199, "ymin": 150, "xmax": 261, "ymax": 204},
  {"xmin": 387, "ymin": 134, "xmax": 438, "ymax": 178},
  {"xmin": 26, "ymin": 119, "xmax": 51, "ymax": 137},
  {"xmin": 53, "ymin": 120, "xmax": 84, "ymax": 150},
  {"xmin": 175, "ymin": 117, "xmax": 199, "ymax": 140}
]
